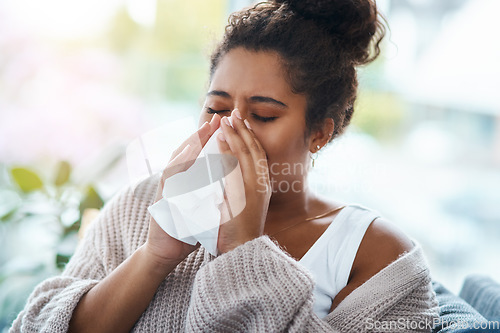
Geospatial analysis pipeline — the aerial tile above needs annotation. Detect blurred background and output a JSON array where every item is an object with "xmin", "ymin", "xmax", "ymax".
[{"xmin": 0, "ymin": 0, "xmax": 499, "ymax": 330}]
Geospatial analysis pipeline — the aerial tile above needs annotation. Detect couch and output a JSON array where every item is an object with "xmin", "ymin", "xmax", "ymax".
[{"xmin": 432, "ymin": 275, "xmax": 500, "ymax": 332}]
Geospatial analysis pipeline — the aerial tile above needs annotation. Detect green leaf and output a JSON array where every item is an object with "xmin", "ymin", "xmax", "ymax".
[
  {"xmin": 79, "ymin": 186, "xmax": 104, "ymax": 215},
  {"xmin": 10, "ymin": 167, "xmax": 43, "ymax": 193},
  {"xmin": 0, "ymin": 190, "xmax": 21, "ymax": 221},
  {"xmin": 0, "ymin": 209, "xmax": 17, "ymax": 222},
  {"xmin": 56, "ymin": 254, "xmax": 71, "ymax": 269},
  {"xmin": 64, "ymin": 219, "xmax": 81, "ymax": 236},
  {"xmin": 54, "ymin": 161, "xmax": 71, "ymax": 186}
]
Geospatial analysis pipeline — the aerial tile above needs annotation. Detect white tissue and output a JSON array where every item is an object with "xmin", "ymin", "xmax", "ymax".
[{"xmin": 147, "ymin": 126, "xmax": 242, "ymax": 256}]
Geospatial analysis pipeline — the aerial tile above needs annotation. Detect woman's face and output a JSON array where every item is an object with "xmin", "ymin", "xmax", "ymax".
[{"xmin": 199, "ymin": 47, "xmax": 312, "ymax": 193}]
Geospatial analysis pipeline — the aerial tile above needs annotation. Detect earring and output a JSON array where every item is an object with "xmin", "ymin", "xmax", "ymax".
[{"xmin": 311, "ymin": 145, "xmax": 321, "ymax": 168}]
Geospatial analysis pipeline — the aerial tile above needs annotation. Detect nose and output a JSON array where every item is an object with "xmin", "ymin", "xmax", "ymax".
[
  {"xmin": 231, "ymin": 108, "xmax": 241, "ymax": 121},
  {"xmin": 231, "ymin": 104, "xmax": 248, "ymax": 120}
]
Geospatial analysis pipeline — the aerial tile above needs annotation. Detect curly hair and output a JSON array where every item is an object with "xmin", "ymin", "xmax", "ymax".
[{"xmin": 209, "ymin": 0, "xmax": 386, "ymax": 143}]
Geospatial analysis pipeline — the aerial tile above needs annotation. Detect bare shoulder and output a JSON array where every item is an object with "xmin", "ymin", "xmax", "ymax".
[
  {"xmin": 329, "ymin": 217, "xmax": 414, "ymax": 311},
  {"xmin": 351, "ymin": 216, "xmax": 415, "ymax": 279}
]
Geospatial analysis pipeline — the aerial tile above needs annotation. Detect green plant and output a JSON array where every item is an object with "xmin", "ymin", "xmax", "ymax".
[{"xmin": 0, "ymin": 161, "xmax": 107, "ymax": 329}]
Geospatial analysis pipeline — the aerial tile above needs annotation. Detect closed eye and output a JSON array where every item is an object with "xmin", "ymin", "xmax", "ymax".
[
  {"xmin": 251, "ymin": 113, "xmax": 277, "ymax": 122},
  {"xmin": 206, "ymin": 107, "xmax": 231, "ymax": 114},
  {"xmin": 206, "ymin": 107, "xmax": 278, "ymax": 123}
]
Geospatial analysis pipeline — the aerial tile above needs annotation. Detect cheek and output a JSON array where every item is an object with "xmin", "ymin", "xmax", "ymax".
[{"xmin": 255, "ymin": 124, "xmax": 305, "ymax": 163}]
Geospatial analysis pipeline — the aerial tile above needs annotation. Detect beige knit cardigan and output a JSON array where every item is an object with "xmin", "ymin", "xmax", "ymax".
[{"xmin": 10, "ymin": 175, "xmax": 440, "ymax": 332}]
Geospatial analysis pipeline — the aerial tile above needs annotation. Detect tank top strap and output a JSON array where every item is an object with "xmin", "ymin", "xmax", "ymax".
[
  {"xmin": 298, "ymin": 203, "xmax": 382, "ymax": 315},
  {"xmin": 333, "ymin": 203, "xmax": 381, "ymax": 290}
]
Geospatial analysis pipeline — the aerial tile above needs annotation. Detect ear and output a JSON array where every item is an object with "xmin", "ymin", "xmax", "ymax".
[{"xmin": 308, "ymin": 118, "xmax": 334, "ymax": 153}]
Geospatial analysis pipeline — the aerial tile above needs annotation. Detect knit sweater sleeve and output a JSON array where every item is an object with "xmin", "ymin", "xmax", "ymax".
[
  {"xmin": 9, "ymin": 183, "xmax": 143, "ymax": 333},
  {"xmin": 185, "ymin": 235, "xmax": 440, "ymax": 333}
]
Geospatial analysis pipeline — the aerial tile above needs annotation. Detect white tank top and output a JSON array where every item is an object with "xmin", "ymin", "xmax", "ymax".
[{"xmin": 298, "ymin": 203, "xmax": 381, "ymax": 318}]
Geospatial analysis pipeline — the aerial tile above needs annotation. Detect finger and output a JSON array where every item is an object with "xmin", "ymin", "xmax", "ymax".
[
  {"xmin": 164, "ymin": 114, "xmax": 221, "ymax": 185},
  {"xmin": 216, "ymin": 131, "xmax": 246, "ymax": 222},
  {"xmin": 162, "ymin": 144, "xmax": 193, "ymax": 182},
  {"xmin": 228, "ymin": 110, "xmax": 270, "ymax": 190},
  {"xmin": 216, "ymin": 130, "xmax": 231, "ymax": 155},
  {"xmin": 216, "ymin": 130, "xmax": 241, "ymax": 181},
  {"xmin": 187, "ymin": 113, "xmax": 221, "ymax": 156},
  {"xmin": 170, "ymin": 122, "xmax": 208, "ymax": 158},
  {"xmin": 220, "ymin": 115, "xmax": 257, "ymax": 184},
  {"xmin": 243, "ymin": 119, "xmax": 267, "ymax": 160},
  {"xmin": 208, "ymin": 113, "xmax": 221, "ymax": 135},
  {"xmin": 229, "ymin": 109, "xmax": 268, "ymax": 171},
  {"xmin": 221, "ymin": 114, "xmax": 270, "ymax": 195},
  {"xmin": 170, "ymin": 113, "xmax": 220, "ymax": 162}
]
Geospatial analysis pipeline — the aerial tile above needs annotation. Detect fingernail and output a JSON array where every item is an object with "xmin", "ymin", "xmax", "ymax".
[
  {"xmin": 233, "ymin": 108, "xmax": 242, "ymax": 119},
  {"xmin": 199, "ymin": 121, "xmax": 209, "ymax": 129},
  {"xmin": 217, "ymin": 132, "xmax": 226, "ymax": 142},
  {"xmin": 244, "ymin": 119, "xmax": 252, "ymax": 130},
  {"xmin": 222, "ymin": 116, "xmax": 231, "ymax": 126},
  {"xmin": 209, "ymin": 114, "xmax": 216, "ymax": 124}
]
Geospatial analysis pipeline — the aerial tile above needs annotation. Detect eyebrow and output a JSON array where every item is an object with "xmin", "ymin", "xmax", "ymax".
[
  {"xmin": 249, "ymin": 96, "xmax": 287, "ymax": 109},
  {"xmin": 206, "ymin": 90, "xmax": 231, "ymax": 98},
  {"xmin": 206, "ymin": 90, "xmax": 288, "ymax": 109}
]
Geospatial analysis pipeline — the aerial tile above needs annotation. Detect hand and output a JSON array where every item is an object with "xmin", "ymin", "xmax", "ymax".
[
  {"xmin": 144, "ymin": 114, "xmax": 221, "ymax": 268},
  {"xmin": 216, "ymin": 109, "xmax": 272, "ymax": 254}
]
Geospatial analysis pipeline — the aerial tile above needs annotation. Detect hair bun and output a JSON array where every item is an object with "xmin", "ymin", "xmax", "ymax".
[{"xmin": 273, "ymin": 0, "xmax": 385, "ymax": 64}]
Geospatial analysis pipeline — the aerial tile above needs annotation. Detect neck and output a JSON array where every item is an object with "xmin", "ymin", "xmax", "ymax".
[{"xmin": 265, "ymin": 177, "xmax": 316, "ymax": 225}]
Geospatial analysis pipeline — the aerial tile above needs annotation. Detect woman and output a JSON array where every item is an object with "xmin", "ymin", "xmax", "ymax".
[{"xmin": 11, "ymin": 0, "xmax": 439, "ymax": 332}]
